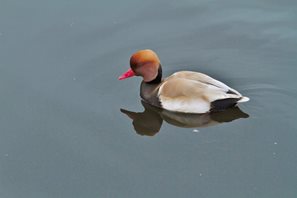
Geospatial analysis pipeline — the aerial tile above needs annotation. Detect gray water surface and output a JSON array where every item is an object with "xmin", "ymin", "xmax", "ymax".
[{"xmin": 1, "ymin": 0, "xmax": 297, "ymax": 197}]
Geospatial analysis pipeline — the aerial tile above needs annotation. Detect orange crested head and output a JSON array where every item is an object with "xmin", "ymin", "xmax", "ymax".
[{"xmin": 119, "ymin": 49, "xmax": 161, "ymax": 82}]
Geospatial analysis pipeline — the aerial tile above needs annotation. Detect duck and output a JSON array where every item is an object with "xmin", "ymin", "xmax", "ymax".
[{"xmin": 118, "ymin": 49, "xmax": 249, "ymax": 114}]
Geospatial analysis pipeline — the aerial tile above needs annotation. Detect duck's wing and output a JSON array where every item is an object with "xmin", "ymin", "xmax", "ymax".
[
  {"xmin": 171, "ymin": 71, "xmax": 243, "ymax": 96},
  {"xmin": 158, "ymin": 72, "xmax": 248, "ymax": 113}
]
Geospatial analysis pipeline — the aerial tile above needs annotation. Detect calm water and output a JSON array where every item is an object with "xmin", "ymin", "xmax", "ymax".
[{"xmin": 1, "ymin": 0, "xmax": 297, "ymax": 197}]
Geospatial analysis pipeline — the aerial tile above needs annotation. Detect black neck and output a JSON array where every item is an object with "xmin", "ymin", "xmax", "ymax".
[{"xmin": 147, "ymin": 65, "xmax": 162, "ymax": 84}]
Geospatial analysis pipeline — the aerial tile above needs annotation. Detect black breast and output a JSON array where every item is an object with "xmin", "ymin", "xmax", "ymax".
[{"xmin": 140, "ymin": 81, "xmax": 162, "ymax": 108}]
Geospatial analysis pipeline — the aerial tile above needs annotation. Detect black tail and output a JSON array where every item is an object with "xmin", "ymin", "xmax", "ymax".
[{"xmin": 210, "ymin": 98, "xmax": 240, "ymax": 111}]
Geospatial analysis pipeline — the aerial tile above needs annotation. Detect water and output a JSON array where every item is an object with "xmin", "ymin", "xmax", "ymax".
[{"xmin": 1, "ymin": 0, "xmax": 297, "ymax": 197}]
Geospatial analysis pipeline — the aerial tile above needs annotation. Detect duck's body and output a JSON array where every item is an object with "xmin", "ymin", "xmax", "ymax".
[{"xmin": 119, "ymin": 49, "xmax": 249, "ymax": 114}]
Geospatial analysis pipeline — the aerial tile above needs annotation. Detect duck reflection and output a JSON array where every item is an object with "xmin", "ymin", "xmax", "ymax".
[{"xmin": 121, "ymin": 101, "xmax": 249, "ymax": 136}]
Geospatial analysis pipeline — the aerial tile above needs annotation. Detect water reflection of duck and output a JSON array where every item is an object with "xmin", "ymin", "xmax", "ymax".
[
  {"xmin": 121, "ymin": 101, "xmax": 249, "ymax": 136},
  {"xmin": 119, "ymin": 49, "xmax": 249, "ymax": 114}
]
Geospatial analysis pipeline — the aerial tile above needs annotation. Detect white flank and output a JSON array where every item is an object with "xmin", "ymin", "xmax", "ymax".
[{"xmin": 159, "ymin": 96, "xmax": 210, "ymax": 114}]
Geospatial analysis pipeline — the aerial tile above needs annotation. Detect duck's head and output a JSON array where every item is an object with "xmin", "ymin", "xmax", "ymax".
[{"xmin": 118, "ymin": 49, "xmax": 162, "ymax": 83}]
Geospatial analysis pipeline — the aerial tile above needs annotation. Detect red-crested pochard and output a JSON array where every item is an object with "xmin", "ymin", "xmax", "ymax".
[{"xmin": 119, "ymin": 49, "xmax": 249, "ymax": 114}]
